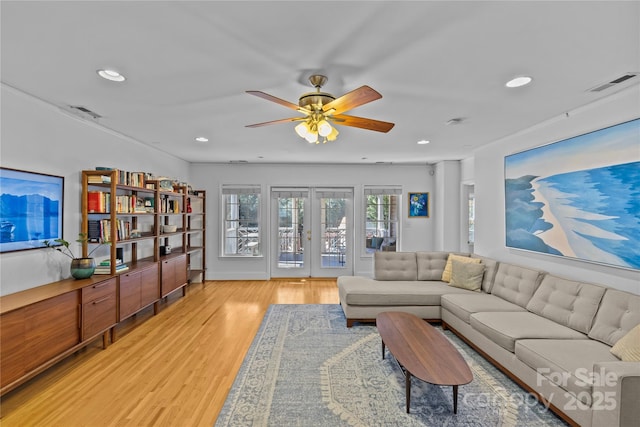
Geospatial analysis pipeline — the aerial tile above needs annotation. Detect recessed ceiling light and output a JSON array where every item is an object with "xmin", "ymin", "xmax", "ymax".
[
  {"xmin": 505, "ymin": 76, "xmax": 532, "ymax": 88},
  {"xmin": 97, "ymin": 69, "xmax": 126, "ymax": 82},
  {"xmin": 194, "ymin": 136, "xmax": 209, "ymax": 143},
  {"xmin": 417, "ymin": 140, "xmax": 430, "ymax": 145}
]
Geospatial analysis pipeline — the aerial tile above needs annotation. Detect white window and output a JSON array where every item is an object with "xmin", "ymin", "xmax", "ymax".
[
  {"xmin": 364, "ymin": 186, "xmax": 401, "ymax": 254},
  {"xmin": 221, "ymin": 185, "xmax": 261, "ymax": 256}
]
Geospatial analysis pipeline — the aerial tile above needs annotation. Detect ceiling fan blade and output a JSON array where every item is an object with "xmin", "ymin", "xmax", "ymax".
[
  {"xmin": 323, "ymin": 86, "xmax": 382, "ymax": 115},
  {"xmin": 331, "ymin": 114, "xmax": 395, "ymax": 133},
  {"xmin": 245, "ymin": 117, "xmax": 305, "ymax": 128},
  {"xmin": 246, "ymin": 90, "xmax": 301, "ymax": 111}
]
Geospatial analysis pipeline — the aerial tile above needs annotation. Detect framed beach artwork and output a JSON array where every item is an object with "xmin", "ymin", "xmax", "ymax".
[
  {"xmin": 504, "ymin": 118, "xmax": 640, "ymax": 270},
  {"xmin": 408, "ymin": 192, "xmax": 429, "ymax": 217},
  {"xmin": 0, "ymin": 167, "xmax": 64, "ymax": 253}
]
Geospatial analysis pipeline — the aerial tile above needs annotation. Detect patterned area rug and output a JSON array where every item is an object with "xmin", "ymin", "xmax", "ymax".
[{"xmin": 215, "ymin": 304, "xmax": 568, "ymax": 426}]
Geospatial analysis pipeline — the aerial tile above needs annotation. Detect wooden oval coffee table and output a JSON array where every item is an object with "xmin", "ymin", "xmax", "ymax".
[{"xmin": 376, "ymin": 311, "xmax": 473, "ymax": 414}]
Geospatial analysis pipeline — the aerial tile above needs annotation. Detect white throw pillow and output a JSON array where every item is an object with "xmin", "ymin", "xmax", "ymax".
[
  {"xmin": 449, "ymin": 259, "xmax": 485, "ymax": 292},
  {"xmin": 610, "ymin": 324, "xmax": 640, "ymax": 361}
]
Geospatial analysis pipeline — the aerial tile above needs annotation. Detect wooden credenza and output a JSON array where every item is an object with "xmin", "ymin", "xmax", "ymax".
[
  {"xmin": 119, "ymin": 263, "xmax": 160, "ymax": 322},
  {"xmin": 0, "ymin": 276, "xmax": 117, "ymax": 396},
  {"xmin": 160, "ymin": 253, "xmax": 188, "ymax": 298}
]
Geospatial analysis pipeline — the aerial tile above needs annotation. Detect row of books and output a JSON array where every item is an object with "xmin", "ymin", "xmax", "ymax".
[
  {"xmin": 95, "ymin": 258, "xmax": 129, "ymax": 275},
  {"xmin": 159, "ymin": 197, "xmax": 181, "ymax": 213},
  {"xmin": 88, "ymin": 219, "xmax": 132, "ymax": 242},
  {"xmin": 88, "ymin": 192, "xmax": 155, "ymax": 214},
  {"xmin": 95, "ymin": 167, "xmax": 153, "ymax": 188}
]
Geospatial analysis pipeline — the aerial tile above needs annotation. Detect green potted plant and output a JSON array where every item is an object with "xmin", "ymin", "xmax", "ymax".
[{"xmin": 44, "ymin": 233, "xmax": 110, "ymax": 279}]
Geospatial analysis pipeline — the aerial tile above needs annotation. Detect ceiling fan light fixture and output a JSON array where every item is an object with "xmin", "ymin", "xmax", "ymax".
[
  {"xmin": 318, "ymin": 119, "xmax": 332, "ymax": 137},
  {"xmin": 327, "ymin": 127, "xmax": 339, "ymax": 141},
  {"xmin": 246, "ymin": 74, "xmax": 393, "ymax": 144},
  {"xmin": 295, "ymin": 122, "xmax": 310, "ymax": 138},
  {"xmin": 305, "ymin": 132, "xmax": 318, "ymax": 143}
]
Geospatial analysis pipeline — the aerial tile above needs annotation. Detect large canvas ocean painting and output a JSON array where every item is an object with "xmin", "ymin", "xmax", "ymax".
[{"xmin": 505, "ymin": 118, "xmax": 640, "ymax": 270}]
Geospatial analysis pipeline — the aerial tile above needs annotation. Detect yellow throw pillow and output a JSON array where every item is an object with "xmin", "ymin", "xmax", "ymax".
[
  {"xmin": 441, "ymin": 254, "xmax": 481, "ymax": 282},
  {"xmin": 610, "ymin": 324, "xmax": 640, "ymax": 361}
]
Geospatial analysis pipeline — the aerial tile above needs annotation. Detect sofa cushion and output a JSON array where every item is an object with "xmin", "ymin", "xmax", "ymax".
[
  {"xmin": 449, "ymin": 259, "xmax": 485, "ymax": 292},
  {"xmin": 339, "ymin": 278, "xmax": 473, "ymax": 306},
  {"xmin": 416, "ymin": 251, "xmax": 450, "ymax": 281},
  {"xmin": 470, "ymin": 311, "xmax": 587, "ymax": 352},
  {"xmin": 526, "ymin": 275, "xmax": 606, "ymax": 334},
  {"xmin": 588, "ymin": 289, "xmax": 640, "ymax": 346},
  {"xmin": 610, "ymin": 324, "xmax": 640, "ymax": 361},
  {"xmin": 441, "ymin": 253, "xmax": 476, "ymax": 282},
  {"xmin": 515, "ymin": 339, "xmax": 619, "ymax": 404},
  {"xmin": 470, "ymin": 254, "xmax": 499, "ymax": 293},
  {"xmin": 441, "ymin": 293, "xmax": 525, "ymax": 323},
  {"xmin": 374, "ymin": 251, "xmax": 417, "ymax": 281},
  {"xmin": 490, "ymin": 263, "xmax": 544, "ymax": 308}
]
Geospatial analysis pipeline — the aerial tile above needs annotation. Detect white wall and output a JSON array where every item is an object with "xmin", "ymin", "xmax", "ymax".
[
  {"xmin": 434, "ymin": 160, "xmax": 461, "ymax": 251},
  {"xmin": 189, "ymin": 163, "xmax": 433, "ymax": 279},
  {"xmin": 0, "ymin": 85, "xmax": 191, "ymax": 296},
  {"xmin": 474, "ymin": 86, "xmax": 640, "ymax": 294}
]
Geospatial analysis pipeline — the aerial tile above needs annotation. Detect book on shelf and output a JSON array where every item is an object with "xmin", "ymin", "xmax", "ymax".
[
  {"xmin": 87, "ymin": 174, "xmax": 111, "ymax": 184},
  {"xmin": 87, "ymin": 220, "xmax": 101, "ymax": 242},
  {"xmin": 87, "ymin": 191, "xmax": 110, "ymax": 213},
  {"xmin": 94, "ymin": 267, "xmax": 129, "ymax": 275},
  {"xmin": 94, "ymin": 263, "xmax": 129, "ymax": 275},
  {"xmin": 98, "ymin": 258, "xmax": 123, "ymax": 267}
]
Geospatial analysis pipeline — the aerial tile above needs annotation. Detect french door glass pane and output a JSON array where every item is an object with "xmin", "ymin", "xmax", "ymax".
[
  {"xmin": 277, "ymin": 197, "xmax": 304, "ymax": 268},
  {"xmin": 320, "ymin": 197, "xmax": 347, "ymax": 268}
]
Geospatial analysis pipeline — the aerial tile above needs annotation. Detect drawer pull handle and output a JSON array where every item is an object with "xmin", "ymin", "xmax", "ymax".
[
  {"xmin": 92, "ymin": 296, "xmax": 110, "ymax": 305},
  {"xmin": 92, "ymin": 282, "xmax": 111, "ymax": 289}
]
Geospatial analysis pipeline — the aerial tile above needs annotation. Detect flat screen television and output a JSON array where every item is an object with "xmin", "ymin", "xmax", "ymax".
[{"xmin": 0, "ymin": 167, "xmax": 64, "ymax": 253}]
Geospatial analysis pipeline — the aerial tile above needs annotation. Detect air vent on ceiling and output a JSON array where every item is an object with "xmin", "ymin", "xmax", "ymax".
[
  {"xmin": 229, "ymin": 160, "xmax": 248, "ymax": 164},
  {"xmin": 64, "ymin": 105, "xmax": 102, "ymax": 120},
  {"xmin": 588, "ymin": 73, "xmax": 638, "ymax": 92},
  {"xmin": 445, "ymin": 118, "xmax": 464, "ymax": 126}
]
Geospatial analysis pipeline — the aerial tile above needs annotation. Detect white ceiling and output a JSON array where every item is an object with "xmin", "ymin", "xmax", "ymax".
[{"xmin": 2, "ymin": 1, "xmax": 639, "ymax": 165}]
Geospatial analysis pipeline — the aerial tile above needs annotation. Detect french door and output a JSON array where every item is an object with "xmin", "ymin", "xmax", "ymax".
[{"xmin": 271, "ymin": 187, "xmax": 353, "ymax": 277}]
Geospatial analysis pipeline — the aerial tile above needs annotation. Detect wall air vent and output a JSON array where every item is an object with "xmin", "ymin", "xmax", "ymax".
[
  {"xmin": 588, "ymin": 73, "xmax": 638, "ymax": 92},
  {"xmin": 229, "ymin": 160, "xmax": 249, "ymax": 164}
]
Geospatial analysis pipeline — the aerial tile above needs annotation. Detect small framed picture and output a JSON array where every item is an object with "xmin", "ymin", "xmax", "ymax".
[{"xmin": 408, "ymin": 192, "xmax": 429, "ymax": 218}]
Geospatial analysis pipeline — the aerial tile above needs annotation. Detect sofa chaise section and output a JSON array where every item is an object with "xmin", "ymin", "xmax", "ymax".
[{"xmin": 338, "ymin": 251, "xmax": 484, "ymax": 327}]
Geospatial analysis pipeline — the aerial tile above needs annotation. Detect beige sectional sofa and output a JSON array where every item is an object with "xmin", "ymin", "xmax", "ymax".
[{"xmin": 337, "ymin": 251, "xmax": 640, "ymax": 427}]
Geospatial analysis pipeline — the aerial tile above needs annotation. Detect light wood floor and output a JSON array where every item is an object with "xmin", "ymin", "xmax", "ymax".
[{"xmin": 0, "ymin": 279, "xmax": 340, "ymax": 426}]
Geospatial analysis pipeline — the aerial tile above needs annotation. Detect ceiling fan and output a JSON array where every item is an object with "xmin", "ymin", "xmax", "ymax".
[{"xmin": 246, "ymin": 75, "xmax": 394, "ymax": 144}]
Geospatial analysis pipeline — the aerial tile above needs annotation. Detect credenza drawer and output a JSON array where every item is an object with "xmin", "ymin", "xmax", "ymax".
[
  {"xmin": 82, "ymin": 277, "xmax": 116, "ymax": 304},
  {"xmin": 81, "ymin": 277, "xmax": 117, "ymax": 340}
]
